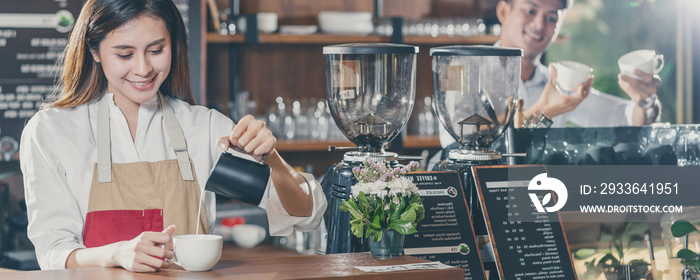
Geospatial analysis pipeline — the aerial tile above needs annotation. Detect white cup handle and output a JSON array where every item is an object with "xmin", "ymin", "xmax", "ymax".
[{"xmin": 653, "ymin": 54, "xmax": 664, "ymax": 74}]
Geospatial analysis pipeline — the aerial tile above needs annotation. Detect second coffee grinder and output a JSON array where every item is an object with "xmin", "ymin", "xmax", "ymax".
[{"xmin": 430, "ymin": 45, "xmax": 522, "ymax": 266}]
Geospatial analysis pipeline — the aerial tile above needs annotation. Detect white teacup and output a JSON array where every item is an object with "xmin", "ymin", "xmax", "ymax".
[
  {"xmin": 172, "ymin": 234, "xmax": 223, "ymax": 272},
  {"xmin": 237, "ymin": 13, "xmax": 278, "ymax": 33},
  {"xmin": 231, "ymin": 224, "xmax": 266, "ymax": 248},
  {"xmin": 553, "ymin": 61, "xmax": 593, "ymax": 92},
  {"xmin": 618, "ymin": 50, "xmax": 664, "ymax": 81}
]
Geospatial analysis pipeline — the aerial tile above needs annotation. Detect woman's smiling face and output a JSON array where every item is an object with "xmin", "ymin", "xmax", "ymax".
[{"xmin": 92, "ymin": 14, "xmax": 171, "ymax": 108}]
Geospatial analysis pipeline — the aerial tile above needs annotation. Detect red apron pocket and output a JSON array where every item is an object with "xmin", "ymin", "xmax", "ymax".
[{"xmin": 84, "ymin": 209, "xmax": 164, "ymax": 248}]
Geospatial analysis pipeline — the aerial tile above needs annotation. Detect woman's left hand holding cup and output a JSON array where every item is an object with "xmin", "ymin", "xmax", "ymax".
[{"xmin": 218, "ymin": 115, "xmax": 276, "ymax": 162}]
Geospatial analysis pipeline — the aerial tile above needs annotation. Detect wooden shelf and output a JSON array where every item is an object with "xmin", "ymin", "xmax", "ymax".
[
  {"xmin": 205, "ymin": 32, "xmax": 571, "ymax": 46},
  {"xmin": 276, "ymin": 139, "xmax": 353, "ymax": 152},
  {"xmin": 207, "ymin": 32, "xmax": 500, "ymax": 45},
  {"xmin": 207, "ymin": 33, "xmax": 388, "ymax": 44},
  {"xmin": 404, "ymin": 34, "xmax": 499, "ymax": 45},
  {"xmin": 275, "ymin": 135, "xmax": 440, "ymax": 152},
  {"xmin": 402, "ymin": 135, "xmax": 441, "ymax": 149}
]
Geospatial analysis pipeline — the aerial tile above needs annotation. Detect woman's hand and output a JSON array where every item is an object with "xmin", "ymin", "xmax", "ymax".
[
  {"xmin": 218, "ymin": 115, "xmax": 276, "ymax": 162},
  {"xmin": 217, "ymin": 116, "xmax": 312, "ymax": 217},
  {"xmin": 111, "ymin": 225, "xmax": 175, "ymax": 272}
]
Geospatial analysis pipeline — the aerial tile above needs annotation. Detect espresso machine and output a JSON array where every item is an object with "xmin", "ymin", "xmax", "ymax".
[
  {"xmin": 321, "ymin": 43, "xmax": 418, "ymax": 254},
  {"xmin": 430, "ymin": 45, "xmax": 521, "ymax": 265}
]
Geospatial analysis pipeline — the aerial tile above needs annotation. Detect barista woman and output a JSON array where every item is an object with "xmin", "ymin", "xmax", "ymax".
[{"xmin": 20, "ymin": 0, "xmax": 326, "ymax": 272}]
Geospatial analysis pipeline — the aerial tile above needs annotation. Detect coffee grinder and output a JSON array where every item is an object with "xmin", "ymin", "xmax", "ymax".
[
  {"xmin": 430, "ymin": 45, "xmax": 522, "ymax": 264},
  {"xmin": 321, "ymin": 43, "xmax": 418, "ymax": 254}
]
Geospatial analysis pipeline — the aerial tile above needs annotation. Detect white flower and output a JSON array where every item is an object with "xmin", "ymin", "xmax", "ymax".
[
  {"xmin": 388, "ymin": 177, "xmax": 419, "ymax": 197},
  {"xmin": 352, "ymin": 177, "xmax": 418, "ymax": 200}
]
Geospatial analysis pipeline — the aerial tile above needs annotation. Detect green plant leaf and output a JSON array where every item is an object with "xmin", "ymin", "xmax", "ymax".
[
  {"xmin": 625, "ymin": 235, "xmax": 645, "ymax": 248},
  {"xmin": 391, "ymin": 195, "xmax": 407, "ymax": 221},
  {"xmin": 358, "ymin": 197, "xmax": 372, "ymax": 219},
  {"xmin": 597, "ymin": 253, "xmax": 620, "ymax": 267},
  {"xmin": 574, "ymin": 248, "xmax": 597, "ymax": 260},
  {"xmin": 677, "ymin": 249, "xmax": 699, "ymax": 260},
  {"xmin": 368, "ymin": 227, "xmax": 381, "ymax": 242},
  {"xmin": 347, "ymin": 197, "xmax": 359, "ymax": 208},
  {"xmin": 339, "ymin": 201, "xmax": 349, "ymax": 212},
  {"xmin": 370, "ymin": 214, "xmax": 381, "ymax": 230},
  {"xmin": 411, "ymin": 201, "xmax": 425, "ymax": 222},
  {"xmin": 388, "ymin": 201, "xmax": 397, "ymax": 217},
  {"xmin": 614, "ymin": 240, "xmax": 624, "ymax": 261},
  {"xmin": 350, "ymin": 217, "xmax": 365, "ymax": 239},
  {"xmin": 357, "ymin": 192, "xmax": 369, "ymax": 206},
  {"xmin": 599, "ymin": 231, "xmax": 614, "ymax": 244},
  {"xmin": 345, "ymin": 205, "xmax": 364, "ymax": 221},
  {"xmin": 400, "ymin": 207, "xmax": 417, "ymax": 223},
  {"xmin": 389, "ymin": 220, "xmax": 417, "ymax": 235},
  {"xmin": 410, "ymin": 193, "xmax": 421, "ymax": 204},
  {"xmin": 672, "ymin": 220, "xmax": 698, "ymax": 237},
  {"xmin": 375, "ymin": 205, "xmax": 386, "ymax": 227},
  {"xmin": 623, "ymin": 221, "xmax": 648, "ymax": 237}
]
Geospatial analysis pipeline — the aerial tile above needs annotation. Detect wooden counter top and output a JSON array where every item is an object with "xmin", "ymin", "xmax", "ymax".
[{"xmin": 1, "ymin": 243, "xmax": 465, "ymax": 280}]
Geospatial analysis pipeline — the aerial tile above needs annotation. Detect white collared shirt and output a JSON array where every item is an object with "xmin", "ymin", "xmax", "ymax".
[{"xmin": 20, "ymin": 93, "xmax": 326, "ymax": 270}]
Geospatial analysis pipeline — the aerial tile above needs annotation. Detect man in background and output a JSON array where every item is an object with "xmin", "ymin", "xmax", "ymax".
[{"xmin": 438, "ymin": 0, "xmax": 663, "ymax": 148}]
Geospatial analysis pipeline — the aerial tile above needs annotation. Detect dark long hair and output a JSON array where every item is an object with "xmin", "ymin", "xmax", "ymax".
[{"xmin": 51, "ymin": 0, "xmax": 194, "ymax": 108}]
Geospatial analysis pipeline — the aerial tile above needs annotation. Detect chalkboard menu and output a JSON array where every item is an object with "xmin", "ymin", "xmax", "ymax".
[
  {"xmin": 0, "ymin": 0, "xmax": 201, "ymax": 161},
  {"xmin": 404, "ymin": 172, "xmax": 487, "ymax": 280},
  {"xmin": 472, "ymin": 165, "xmax": 577, "ymax": 280},
  {"xmin": 0, "ymin": 0, "xmax": 81, "ymax": 161}
]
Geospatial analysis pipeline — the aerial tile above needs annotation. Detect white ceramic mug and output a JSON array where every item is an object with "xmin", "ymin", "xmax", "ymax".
[
  {"xmin": 237, "ymin": 13, "xmax": 278, "ymax": 33},
  {"xmin": 553, "ymin": 61, "xmax": 592, "ymax": 92},
  {"xmin": 618, "ymin": 50, "xmax": 664, "ymax": 81},
  {"xmin": 257, "ymin": 13, "xmax": 278, "ymax": 33},
  {"xmin": 231, "ymin": 224, "xmax": 266, "ymax": 248},
  {"xmin": 171, "ymin": 234, "xmax": 223, "ymax": 272}
]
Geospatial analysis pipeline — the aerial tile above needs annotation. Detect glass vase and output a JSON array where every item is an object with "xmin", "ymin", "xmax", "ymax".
[{"xmin": 368, "ymin": 228, "xmax": 405, "ymax": 258}]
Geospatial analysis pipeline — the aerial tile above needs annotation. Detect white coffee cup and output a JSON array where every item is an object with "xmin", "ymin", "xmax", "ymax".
[
  {"xmin": 171, "ymin": 234, "xmax": 223, "ymax": 272},
  {"xmin": 237, "ymin": 13, "xmax": 278, "ymax": 33},
  {"xmin": 553, "ymin": 61, "xmax": 593, "ymax": 92},
  {"xmin": 231, "ymin": 224, "xmax": 266, "ymax": 248},
  {"xmin": 618, "ymin": 50, "xmax": 664, "ymax": 81}
]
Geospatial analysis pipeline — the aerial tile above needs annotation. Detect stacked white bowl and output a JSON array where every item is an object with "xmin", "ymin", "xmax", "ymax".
[{"xmin": 318, "ymin": 11, "xmax": 374, "ymax": 35}]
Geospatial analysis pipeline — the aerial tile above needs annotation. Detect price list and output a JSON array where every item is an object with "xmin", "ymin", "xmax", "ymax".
[
  {"xmin": 472, "ymin": 166, "xmax": 577, "ymax": 280},
  {"xmin": 0, "ymin": 0, "xmax": 81, "ymax": 160},
  {"xmin": 404, "ymin": 172, "xmax": 486, "ymax": 280}
]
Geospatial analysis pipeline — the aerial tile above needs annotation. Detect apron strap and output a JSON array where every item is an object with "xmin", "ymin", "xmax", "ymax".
[
  {"xmin": 97, "ymin": 95, "xmax": 112, "ymax": 183},
  {"xmin": 158, "ymin": 93, "xmax": 195, "ymax": 181},
  {"xmin": 96, "ymin": 93, "xmax": 195, "ymax": 182}
]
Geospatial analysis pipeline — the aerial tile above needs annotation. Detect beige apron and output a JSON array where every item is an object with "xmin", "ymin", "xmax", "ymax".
[{"xmin": 83, "ymin": 93, "xmax": 207, "ymax": 248}]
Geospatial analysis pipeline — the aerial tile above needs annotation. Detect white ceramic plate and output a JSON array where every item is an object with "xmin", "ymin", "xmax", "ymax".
[{"xmin": 279, "ymin": 25, "xmax": 318, "ymax": 35}]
